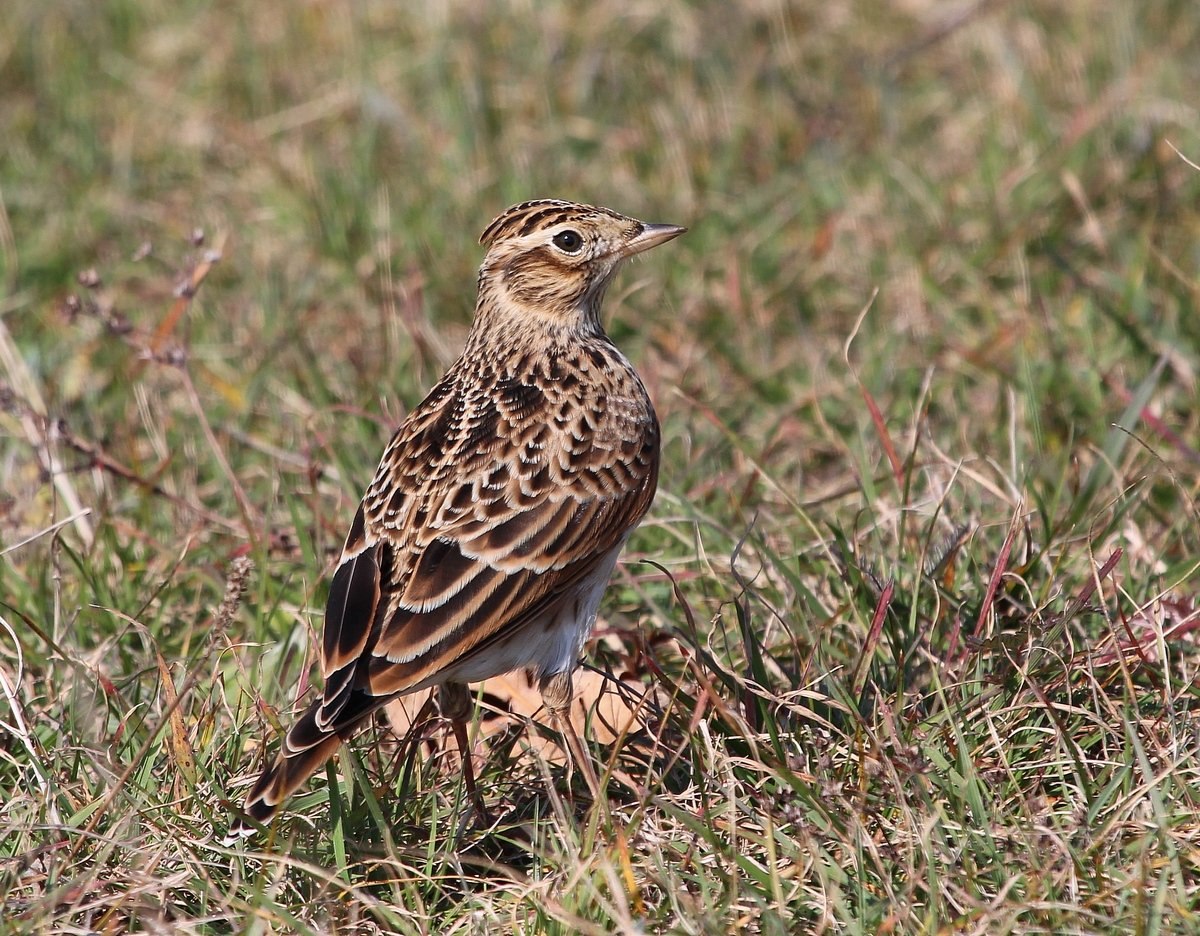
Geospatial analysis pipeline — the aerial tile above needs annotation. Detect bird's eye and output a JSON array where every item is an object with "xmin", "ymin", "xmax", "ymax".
[{"xmin": 552, "ymin": 229, "xmax": 583, "ymax": 253}]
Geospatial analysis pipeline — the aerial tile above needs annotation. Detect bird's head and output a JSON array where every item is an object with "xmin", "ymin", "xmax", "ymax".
[{"xmin": 474, "ymin": 199, "xmax": 685, "ymax": 332}]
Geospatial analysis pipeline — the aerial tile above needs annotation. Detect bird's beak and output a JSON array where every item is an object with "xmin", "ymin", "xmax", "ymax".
[{"xmin": 619, "ymin": 222, "xmax": 688, "ymax": 258}]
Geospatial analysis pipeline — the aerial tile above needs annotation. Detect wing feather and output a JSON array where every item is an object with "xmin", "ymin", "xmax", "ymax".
[
  {"xmin": 312, "ymin": 346, "xmax": 659, "ymax": 731},
  {"xmin": 317, "ymin": 539, "xmax": 382, "ymax": 727}
]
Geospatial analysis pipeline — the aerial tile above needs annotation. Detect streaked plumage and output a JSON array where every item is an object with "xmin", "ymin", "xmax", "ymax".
[{"xmin": 232, "ymin": 199, "xmax": 684, "ymax": 834}]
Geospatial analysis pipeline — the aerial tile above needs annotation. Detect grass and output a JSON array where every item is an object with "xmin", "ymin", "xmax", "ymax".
[{"xmin": 2, "ymin": 0, "xmax": 1200, "ymax": 932}]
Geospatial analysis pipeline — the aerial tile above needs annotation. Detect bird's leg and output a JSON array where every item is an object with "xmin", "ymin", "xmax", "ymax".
[
  {"xmin": 539, "ymin": 669, "xmax": 602, "ymax": 804},
  {"xmin": 439, "ymin": 680, "xmax": 489, "ymax": 819}
]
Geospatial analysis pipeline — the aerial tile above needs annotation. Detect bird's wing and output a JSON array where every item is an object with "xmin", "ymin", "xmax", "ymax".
[{"xmin": 314, "ymin": 367, "xmax": 659, "ymax": 734}]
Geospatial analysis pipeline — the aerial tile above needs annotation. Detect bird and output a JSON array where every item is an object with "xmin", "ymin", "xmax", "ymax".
[{"xmin": 230, "ymin": 199, "xmax": 685, "ymax": 835}]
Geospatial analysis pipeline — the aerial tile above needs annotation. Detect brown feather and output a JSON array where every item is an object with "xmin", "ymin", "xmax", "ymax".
[{"xmin": 231, "ymin": 200, "xmax": 682, "ymax": 836}]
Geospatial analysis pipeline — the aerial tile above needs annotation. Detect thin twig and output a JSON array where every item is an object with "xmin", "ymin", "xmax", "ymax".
[
  {"xmin": 0, "ymin": 317, "xmax": 94, "ymax": 549},
  {"xmin": 0, "ymin": 510, "xmax": 92, "ymax": 558},
  {"xmin": 58, "ymin": 425, "xmax": 243, "ymax": 534},
  {"xmin": 176, "ymin": 364, "xmax": 261, "ymax": 549},
  {"xmin": 0, "ymin": 612, "xmax": 60, "ymax": 827}
]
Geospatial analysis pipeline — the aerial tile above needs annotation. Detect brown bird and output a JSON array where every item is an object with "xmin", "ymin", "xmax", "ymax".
[{"xmin": 231, "ymin": 199, "xmax": 685, "ymax": 835}]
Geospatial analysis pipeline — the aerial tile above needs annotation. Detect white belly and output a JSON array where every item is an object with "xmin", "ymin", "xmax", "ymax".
[{"xmin": 441, "ymin": 542, "xmax": 624, "ymax": 685}]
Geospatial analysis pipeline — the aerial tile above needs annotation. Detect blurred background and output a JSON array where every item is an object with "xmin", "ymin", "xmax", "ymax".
[
  {"xmin": 2, "ymin": 1, "xmax": 1199, "ymax": 931},
  {"xmin": 3, "ymin": 1, "xmax": 1198, "ymax": 529}
]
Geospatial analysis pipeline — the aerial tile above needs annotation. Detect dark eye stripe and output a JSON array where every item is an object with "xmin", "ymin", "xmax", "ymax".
[
  {"xmin": 480, "ymin": 199, "xmax": 628, "ymax": 247},
  {"xmin": 520, "ymin": 207, "xmax": 571, "ymax": 236},
  {"xmin": 480, "ymin": 200, "xmax": 569, "ymax": 246}
]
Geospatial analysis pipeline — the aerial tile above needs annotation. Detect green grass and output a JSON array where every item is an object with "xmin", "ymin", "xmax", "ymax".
[{"xmin": 2, "ymin": 0, "xmax": 1200, "ymax": 932}]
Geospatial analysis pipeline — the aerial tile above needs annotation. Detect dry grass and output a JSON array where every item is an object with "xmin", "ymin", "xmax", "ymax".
[{"xmin": 2, "ymin": 1, "xmax": 1200, "ymax": 932}]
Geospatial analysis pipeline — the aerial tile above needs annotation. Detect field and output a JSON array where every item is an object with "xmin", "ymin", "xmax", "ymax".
[{"xmin": 2, "ymin": 1, "xmax": 1200, "ymax": 932}]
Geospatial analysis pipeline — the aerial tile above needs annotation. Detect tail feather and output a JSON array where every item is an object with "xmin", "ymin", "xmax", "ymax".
[{"xmin": 226, "ymin": 693, "xmax": 380, "ymax": 840}]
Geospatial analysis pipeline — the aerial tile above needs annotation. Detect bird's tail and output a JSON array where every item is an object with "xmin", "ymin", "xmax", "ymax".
[{"xmin": 226, "ymin": 698, "xmax": 360, "ymax": 840}]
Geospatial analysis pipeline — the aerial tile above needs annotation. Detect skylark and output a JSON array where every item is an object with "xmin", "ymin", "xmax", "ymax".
[{"xmin": 232, "ymin": 199, "xmax": 685, "ymax": 834}]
